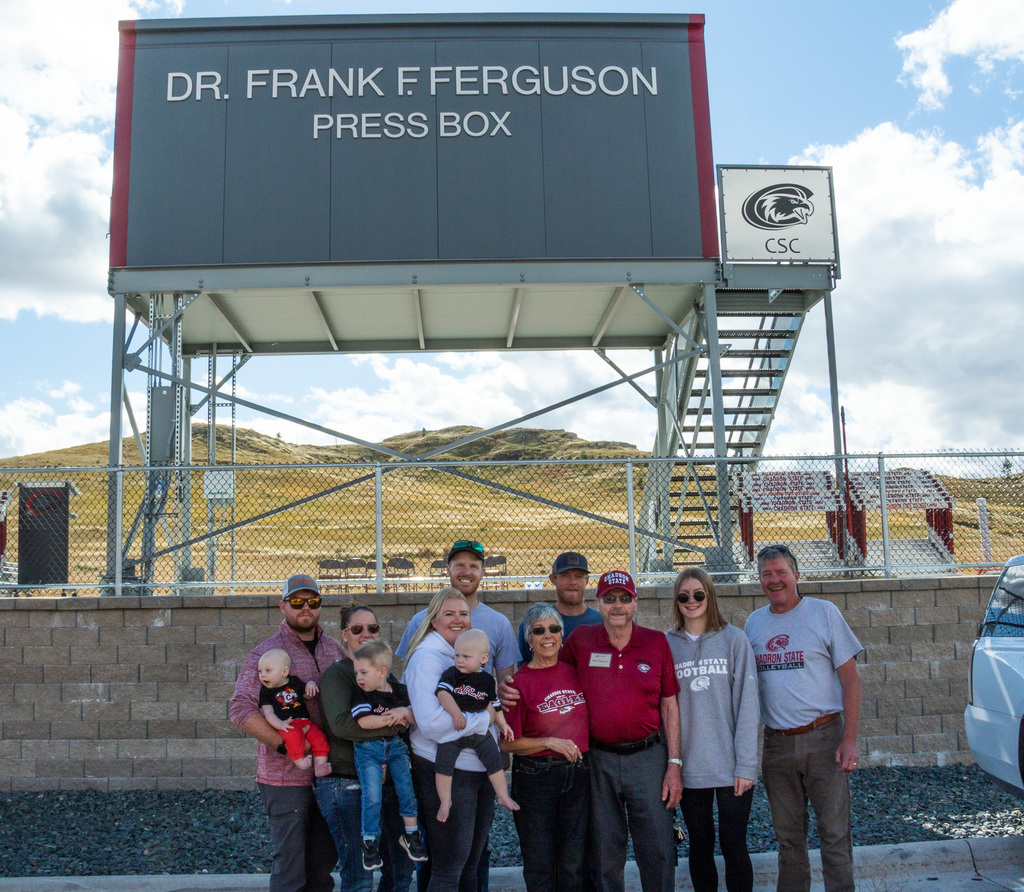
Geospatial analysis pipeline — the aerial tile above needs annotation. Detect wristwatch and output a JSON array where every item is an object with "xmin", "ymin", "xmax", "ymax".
[{"xmin": 668, "ymin": 758, "xmax": 682, "ymax": 767}]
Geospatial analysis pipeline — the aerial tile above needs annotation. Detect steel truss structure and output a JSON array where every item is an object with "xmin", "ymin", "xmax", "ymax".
[{"xmin": 105, "ymin": 259, "xmax": 838, "ymax": 592}]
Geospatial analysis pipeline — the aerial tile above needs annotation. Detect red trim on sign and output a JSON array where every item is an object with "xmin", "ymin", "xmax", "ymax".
[
  {"xmin": 687, "ymin": 15, "xmax": 719, "ymax": 259},
  {"xmin": 109, "ymin": 21, "xmax": 136, "ymax": 269}
]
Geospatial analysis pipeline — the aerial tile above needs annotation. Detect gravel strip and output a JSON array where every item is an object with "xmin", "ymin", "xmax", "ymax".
[{"xmin": 1, "ymin": 766, "xmax": 1022, "ymax": 877}]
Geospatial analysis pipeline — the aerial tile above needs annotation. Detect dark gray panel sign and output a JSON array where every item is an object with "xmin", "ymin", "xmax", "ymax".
[{"xmin": 110, "ymin": 15, "xmax": 717, "ymax": 270}]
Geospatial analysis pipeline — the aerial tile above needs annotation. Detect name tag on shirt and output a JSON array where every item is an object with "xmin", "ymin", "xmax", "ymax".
[{"xmin": 589, "ymin": 653, "xmax": 613, "ymax": 668}]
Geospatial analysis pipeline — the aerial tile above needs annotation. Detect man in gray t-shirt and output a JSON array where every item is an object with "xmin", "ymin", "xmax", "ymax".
[{"xmin": 744, "ymin": 545, "xmax": 862, "ymax": 892}]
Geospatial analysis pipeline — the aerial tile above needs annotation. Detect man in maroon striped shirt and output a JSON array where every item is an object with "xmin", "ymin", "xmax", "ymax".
[{"xmin": 230, "ymin": 575, "xmax": 346, "ymax": 892}]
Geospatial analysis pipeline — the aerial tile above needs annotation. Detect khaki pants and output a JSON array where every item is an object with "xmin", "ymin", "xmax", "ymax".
[{"xmin": 761, "ymin": 717, "xmax": 854, "ymax": 892}]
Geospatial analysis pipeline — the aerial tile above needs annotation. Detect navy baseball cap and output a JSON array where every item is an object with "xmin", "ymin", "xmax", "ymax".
[{"xmin": 552, "ymin": 552, "xmax": 589, "ymax": 575}]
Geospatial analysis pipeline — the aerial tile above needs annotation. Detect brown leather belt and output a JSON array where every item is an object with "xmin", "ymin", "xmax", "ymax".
[{"xmin": 770, "ymin": 713, "xmax": 841, "ymax": 737}]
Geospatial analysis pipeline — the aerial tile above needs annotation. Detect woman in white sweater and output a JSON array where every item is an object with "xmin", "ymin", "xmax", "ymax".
[
  {"xmin": 404, "ymin": 588, "xmax": 497, "ymax": 892},
  {"xmin": 666, "ymin": 567, "xmax": 760, "ymax": 892}
]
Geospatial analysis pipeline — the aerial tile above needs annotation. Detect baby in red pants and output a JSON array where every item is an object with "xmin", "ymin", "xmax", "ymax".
[{"xmin": 258, "ymin": 648, "xmax": 331, "ymax": 776}]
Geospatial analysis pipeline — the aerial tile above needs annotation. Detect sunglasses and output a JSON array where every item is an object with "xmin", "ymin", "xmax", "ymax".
[
  {"xmin": 676, "ymin": 592, "xmax": 707, "ymax": 604},
  {"xmin": 451, "ymin": 539, "xmax": 484, "ymax": 555},
  {"xmin": 346, "ymin": 623, "xmax": 380, "ymax": 635},
  {"xmin": 599, "ymin": 593, "xmax": 635, "ymax": 605},
  {"xmin": 530, "ymin": 624, "xmax": 563, "ymax": 636},
  {"xmin": 285, "ymin": 597, "xmax": 322, "ymax": 609},
  {"xmin": 758, "ymin": 544, "xmax": 793, "ymax": 558}
]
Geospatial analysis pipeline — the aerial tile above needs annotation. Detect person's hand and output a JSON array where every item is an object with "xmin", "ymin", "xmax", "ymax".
[
  {"xmin": 279, "ymin": 718, "xmax": 294, "ymax": 732},
  {"xmin": 734, "ymin": 776, "xmax": 754, "ymax": 796},
  {"xmin": 453, "ymin": 712, "xmax": 467, "ymax": 731},
  {"xmin": 546, "ymin": 738, "xmax": 582, "ymax": 762},
  {"xmin": 836, "ymin": 739, "xmax": 859, "ymax": 772},
  {"xmin": 379, "ymin": 711, "xmax": 399, "ymax": 727},
  {"xmin": 304, "ymin": 681, "xmax": 319, "ymax": 698},
  {"xmin": 500, "ymin": 724, "xmax": 515, "ymax": 742},
  {"xmin": 498, "ymin": 677, "xmax": 521, "ymax": 711},
  {"xmin": 662, "ymin": 762, "xmax": 683, "ymax": 809},
  {"xmin": 392, "ymin": 707, "xmax": 414, "ymax": 728}
]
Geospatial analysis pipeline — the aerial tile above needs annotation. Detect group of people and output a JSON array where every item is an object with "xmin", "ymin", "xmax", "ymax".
[{"xmin": 229, "ymin": 540, "xmax": 863, "ymax": 892}]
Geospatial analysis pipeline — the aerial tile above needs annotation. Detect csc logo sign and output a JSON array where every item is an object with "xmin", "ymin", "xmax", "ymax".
[
  {"xmin": 742, "ymin": 183, "xmax": 814, "ymax": 257},
  {"xmin": 766, "ymin": 634, "xmax": 790, "ymax": 653}
]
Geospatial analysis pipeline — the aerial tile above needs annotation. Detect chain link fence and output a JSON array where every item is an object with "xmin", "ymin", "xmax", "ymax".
[{"xmin": 0, "ymin": 450, "xmax": 1021, "ymax": 596}]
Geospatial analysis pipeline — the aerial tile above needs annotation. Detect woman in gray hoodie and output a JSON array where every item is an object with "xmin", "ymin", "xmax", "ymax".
[{"xmin": 666, "ymin": 567, "xmax": 759, "ymax": 892}]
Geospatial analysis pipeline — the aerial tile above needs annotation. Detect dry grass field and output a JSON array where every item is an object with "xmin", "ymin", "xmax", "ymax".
[{"xmin": 0, "ymin": 426, "xmax": 1019, "ymax": 592}]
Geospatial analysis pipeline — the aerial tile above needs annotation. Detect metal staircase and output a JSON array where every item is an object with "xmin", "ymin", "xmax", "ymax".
[{"xmin": 638, "ymin": 289, "xmax": 817, "ymax": 573}]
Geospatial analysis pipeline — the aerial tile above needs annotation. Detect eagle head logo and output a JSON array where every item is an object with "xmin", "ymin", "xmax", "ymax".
[
  {"xmin": 742, "ymin": 184, "xmax": 814, "ymax": 230},
  {"xmin": 766, "ymin": 634, "xmax": 790, "ymax": 652}
]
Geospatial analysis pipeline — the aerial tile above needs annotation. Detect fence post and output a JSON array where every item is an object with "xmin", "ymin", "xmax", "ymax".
[
  {"xmin": 878, "ymin": 453, "xmax": 892, "ymax": 578},
  {"xmin": 374, "ymin": 463, "xmax": 384, "ymax": 594},
  {"xmin": 977, "ymin": 497, "xmax": 992, "ymax": 563},
  {"xmin": 626, "ymin": 458, "xmax": 637, "ymax": 577},
  {"xmin": 115, "ymin": 467, "xmax": 124, "ymax": 596}
]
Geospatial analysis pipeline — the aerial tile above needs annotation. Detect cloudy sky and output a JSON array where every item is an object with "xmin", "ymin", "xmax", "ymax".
[{"xmin": 0, "ymin": 0, "xmax": 1021, "ymax": 459}]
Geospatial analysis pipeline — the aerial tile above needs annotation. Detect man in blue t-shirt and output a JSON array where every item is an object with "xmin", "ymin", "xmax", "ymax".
[{"xmin": 516, "ymin": 551, "xmax": 602, "ymax": 664}]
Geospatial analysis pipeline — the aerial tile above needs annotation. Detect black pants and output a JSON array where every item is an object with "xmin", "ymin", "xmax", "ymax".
[
  {"xmin": 411, "ymin": 752, "xmax": 494, "ymax": 892},
  {"xmin": 512, "ymin": 756, "xmax": 590, "ymax": 891},
  {"xmin": 678, "ymin": 786, "xmax": 754, "ymax": 892}
]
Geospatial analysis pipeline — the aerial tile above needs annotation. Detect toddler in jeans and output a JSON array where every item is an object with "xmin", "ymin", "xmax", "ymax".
[
  {"xmin": 257, "ymin": 648, "xmax": 331, "ymax": 776},
  {"xmin": 434, "ymin": 628, "xmax": 519, "ymax": 821},
  {"xmin": 350, "ymin": 639, "xmax": 428, "ymax": 871}
]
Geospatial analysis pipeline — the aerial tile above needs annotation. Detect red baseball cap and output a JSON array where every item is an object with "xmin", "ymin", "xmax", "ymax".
[{"xmin": 595, "ymin": 570, "xmax": 637, "ymax": 600}]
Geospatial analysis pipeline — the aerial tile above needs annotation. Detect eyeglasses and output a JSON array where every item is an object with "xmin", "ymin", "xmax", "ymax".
[
  {"xmin": 285, "ymin": 597, "xmax": 322, "ymax": 609},
  {"xmin": 530, "ymin": 624, "xmax": 563, "ymax": 636},
  {"xmin": 676, "ymin": 592, "xmax": 707, "ymax": 604},
  {"xmin": 346, "ymin": 623, "xmax": 380, "ymax": 635},
  {"xmin": 599, "ymin": 593, "xmax": 635, "ymax": 605},
  {"xmin": 757, "ymin": 544, "xmax": 793, "ymax": 557},
  {"xmin": 451, "ymin": 539, "xmax": 484, "ymax": 555}
]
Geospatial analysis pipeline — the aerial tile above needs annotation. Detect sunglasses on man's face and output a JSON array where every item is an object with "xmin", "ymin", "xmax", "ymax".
[
  {"xmin": 757, "ymin": 544, "xmax": 793, "ymax": 558},
  {"xmin": 451, "ymin": 539, "xmax": 484, "ymax": 555},
  {"xmin": 285, "ymin": 597, "xmax": 322, "ymax": 610},
  {"xmin": 676, "ymin": 592, "xmax": 706, "ymax": 604},
  {"xmin": 599, "ymin": 592, "xmax": 635, "ymax": 605},
  {"xmin": 346, "ymin": 623, "xmax": 380, "ymax": 635},
  {"xmin": 531, "ymin": 624, "xmax": 563, "ymax": 636}
]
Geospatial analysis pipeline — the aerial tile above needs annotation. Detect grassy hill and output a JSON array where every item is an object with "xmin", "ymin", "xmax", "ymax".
[{"xmin": 0, "ymin": 424, "xmax": 647, "ymax": 469}]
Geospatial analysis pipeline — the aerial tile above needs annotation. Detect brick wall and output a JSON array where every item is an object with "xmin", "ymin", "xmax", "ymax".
[{"xmin": 0, "ymin": 574, "xmax": 990, "ymax": 791}]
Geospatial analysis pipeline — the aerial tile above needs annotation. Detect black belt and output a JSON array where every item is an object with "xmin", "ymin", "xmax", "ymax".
[
  {"xmin": 591, "ymin": 731, "xmax": 660, "ymax": 756},
  {"xmin": 516, "ymin": 753, "xmax": 585, "ymax": 769}
]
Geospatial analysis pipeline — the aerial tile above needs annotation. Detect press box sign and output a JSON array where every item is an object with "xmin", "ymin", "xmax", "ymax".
[
  {"xmin": 718, "ymin": 166, "xmax": 839, "ymax": 268},
  {"xmin": 110, "ymin": 15, "xmax": 717, "ymax": 270}
]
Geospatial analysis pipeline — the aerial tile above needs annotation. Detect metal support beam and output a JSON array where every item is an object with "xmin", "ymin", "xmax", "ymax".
[
  {"xmin": 106, "ymin": 293, "xmax": 127, "ymax": 588},
  {"xmin": 506, "ymin": 287, "xmax": 524, "ymax": 348},
  {"xmin": 703, "ymin": 283, "xmax": 736, "ymax": 573},
  {"xmin": 309, "ymin": 291, "xmax": 339, "ymax": 351}
]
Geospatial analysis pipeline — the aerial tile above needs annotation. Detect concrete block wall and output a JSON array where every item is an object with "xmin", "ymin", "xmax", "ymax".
[{"xmin": 0, "ymin": 574, "xmax": 991, "ymax": 791}]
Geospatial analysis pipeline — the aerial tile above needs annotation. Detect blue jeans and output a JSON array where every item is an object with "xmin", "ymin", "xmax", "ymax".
[
  {"xmin": 354, "ymin": 736, "xmax": 419, "ymax": 838},
  {"xmin": 313, "ymin": 775, "xmax": 414, "ymax": 892},
  {"xmin": 512, "ymin": 755, "xmax": 590, "ymax": 891}
]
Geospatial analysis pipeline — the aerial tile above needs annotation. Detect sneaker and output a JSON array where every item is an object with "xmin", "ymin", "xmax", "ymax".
[
  {"xmin": 400, "ymin": 829, "xmax": 429, "ymax": 862},
  {"xmin": 361, "ymin": 837, "xmax": 383, "ymax": 871}
]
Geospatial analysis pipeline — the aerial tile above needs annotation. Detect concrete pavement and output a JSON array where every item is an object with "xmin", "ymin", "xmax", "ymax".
[{"xmin": 1, "ymin": 837, "xmax": 1021, "ymax": 891}]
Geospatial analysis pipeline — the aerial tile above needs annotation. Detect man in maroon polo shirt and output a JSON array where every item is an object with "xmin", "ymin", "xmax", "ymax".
[
  {"xmin": 229, "ymin": 574, "xmax": 347, "ymax": 892},
  {"xmin": 560, "ymin": 570, "xmax": 683, "ymax": 892}
]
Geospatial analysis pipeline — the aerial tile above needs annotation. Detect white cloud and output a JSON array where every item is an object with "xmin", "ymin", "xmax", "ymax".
[
  {"xmin": 0, "ymin": 1, "xmax": 183, "ymax": 322},
  {"xmin": 294, "ymin": 351, "xmax": 657, "ymax": 452},
  {"xmin": 775, "ymin": 118, "xmax": 1024, "ymax": 452},
  {"xmin": 0, "ymin": 396, "xmax": 109, "ymax": 457},
  {"xmin": 897, "ymin": 0, "xmax": 1024, "ymax": 109}
]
